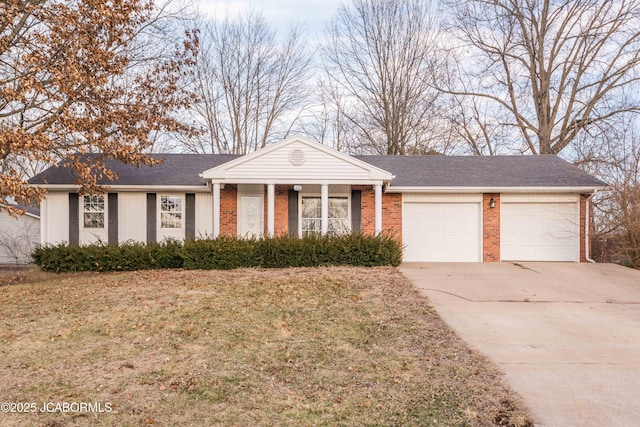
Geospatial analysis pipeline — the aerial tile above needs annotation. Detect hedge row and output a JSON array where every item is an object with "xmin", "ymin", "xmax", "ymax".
[{"xmin": 32, "ymin": 233, "xmax": 402, "ymax": 273}]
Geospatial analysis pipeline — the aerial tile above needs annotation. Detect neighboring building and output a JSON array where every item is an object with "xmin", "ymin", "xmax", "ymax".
[
  {"xmin": 0, "ymin": 204, "xmax": 40, "ymax": 265},
  {"xmin": 28, "ymin": 136, "xmax": 606, "ymax": 262}
]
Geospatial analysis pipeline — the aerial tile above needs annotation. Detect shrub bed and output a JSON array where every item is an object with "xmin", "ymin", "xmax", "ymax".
[{"xmin": 32, "ymin": 233, "xmax": 402, "ymax": 272}]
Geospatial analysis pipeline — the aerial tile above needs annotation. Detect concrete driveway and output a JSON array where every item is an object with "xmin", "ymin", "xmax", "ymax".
[{"xmin": 399, "ymin": 262, "xmax": 640, "ymax": 427}]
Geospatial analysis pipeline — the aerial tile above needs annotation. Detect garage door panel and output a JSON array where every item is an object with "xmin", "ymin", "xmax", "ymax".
[
  {"xmin": 501, "ymin": 202, "xmax": 579, "ymax": 262},
  {"xmin": 403, "ymin": 202, "xmax": 481, "ymax": 262}
]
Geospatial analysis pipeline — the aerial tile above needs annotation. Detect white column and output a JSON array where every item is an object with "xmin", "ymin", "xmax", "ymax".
[
  {"xmin": 212, "ymin": 183, "xmax": 220, "ymax": 238},
  {"xmin": 267, "ymin": 183, "xmax": 275, "ymax": 237},
  {"xmin": 374, "ymin": 184, "xmax": 383, "ymax": 235},
  {"xmin": 321, "ymin": 184, "xmax": 329, "ymax": 235}
]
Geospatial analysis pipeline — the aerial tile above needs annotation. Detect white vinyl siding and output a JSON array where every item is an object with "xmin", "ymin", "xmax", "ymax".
[
  {"xmin": 501, "ymin": 193, "xmax": 579, "ymax": 203},
  {"xmin": 42, "ymin": 192, "xmax": 69, "ymax": 245},
  {"xmin": 223, "ymin": 141, "xmax": 372, "ymax": 182},
  {"xmin": 0, "ymin": 211, "xmax": 40, "ymax": 264},
  {"xmin": 402, "ymin": 194, "xmax": 482, "ymax": 262},
  {"xmin": 118, "ymin": 192, "xmax": 147, "ymax": 243},
  {"xmin": 195, "ymin": 192, "xmax": 213, "ymax": 238},
  {"xmin": 501, "ymin": 201, "xmax": 580, "ymax": 262}
]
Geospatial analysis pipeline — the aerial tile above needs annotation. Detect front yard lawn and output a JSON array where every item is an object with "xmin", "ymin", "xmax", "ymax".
[{"xmin": 0, "ymin": 267, "xmax": 532, "ymax": 426}]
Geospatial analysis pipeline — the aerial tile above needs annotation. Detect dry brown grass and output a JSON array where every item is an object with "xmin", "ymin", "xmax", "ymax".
[{"xmin": 0, "ymin": 267, "xmax": 533, "ymax": 426}]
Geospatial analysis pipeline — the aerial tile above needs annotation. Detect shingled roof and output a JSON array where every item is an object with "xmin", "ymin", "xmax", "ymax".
[
  {"xmin": 29, "ymin": 154, "xmax": 240, "ymax": 186},
  {"xmin": 355, "ymin": 155, "xmax": 606, "ymax": 188},
  {"xmin": 29, "ymin": 153, "xmax": 606, "ymax": 188}
]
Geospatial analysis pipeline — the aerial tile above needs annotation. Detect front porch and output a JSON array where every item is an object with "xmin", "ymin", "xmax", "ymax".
[
  {"xmin": 210, "ymin": 183, "xmax": 401, "ymax": 239},
  {"xmin": 201, "ymin": 136, "xmax": 398, "ymax": 239}
]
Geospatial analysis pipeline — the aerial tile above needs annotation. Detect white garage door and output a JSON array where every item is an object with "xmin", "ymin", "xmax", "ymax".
[
  {"xmin": 403, "ymin": 198, "xmax": 482, "ymax": 262},
  {"xmin": 501, "ymin": 202, "xmax": 579, "ymax": 262}
]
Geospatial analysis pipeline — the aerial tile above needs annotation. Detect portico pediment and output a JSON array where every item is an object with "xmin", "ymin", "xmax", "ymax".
[{"xmin": 200, "ymin": 136, "xmax": 394, "ymax": 184}]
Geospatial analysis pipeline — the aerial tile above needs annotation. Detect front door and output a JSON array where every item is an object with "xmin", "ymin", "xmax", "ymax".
[{"xmin": 239, "ymin": 196, "xmax": 263, "ymax": 238}]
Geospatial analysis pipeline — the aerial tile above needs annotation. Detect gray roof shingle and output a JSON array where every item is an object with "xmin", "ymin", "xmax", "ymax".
[
  {"xmin": 7, "ymin": 203, "xmax": 40, "ymax": 217},
  {"xmin": 28, "ymin": 153, "xmax": 606, "ymax": 188},
  {"xmin": 28, "ymin": 154, "xmax": 240, "ymax": 186},
  {"xmin": 355, "ymin": 155, "xmax": 607, "ymax": 188}
]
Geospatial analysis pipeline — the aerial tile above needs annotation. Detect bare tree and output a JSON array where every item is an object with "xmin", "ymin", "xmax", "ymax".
[
  {"xmin": 298, "ymin": 78, "xmax": 357, "ymax": 153},
  {"xmin": 322, "ymin": 0, "xmax": 449, "ymax": 155},
  {"xmin": 444, "ymin": 0, "xmax": 640, "ymax": 155},
  {"xmin": 181, "ymin": 11, "xmax": 312, "ymax": 154},
  {"xmin": 578, "ymin": 120, "xmax": 640, "ymax": 266}
]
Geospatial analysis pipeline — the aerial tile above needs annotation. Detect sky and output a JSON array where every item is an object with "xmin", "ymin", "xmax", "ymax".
[{"xmin": 197, "ymin": 0, "xmax": 344, "ymax": 38}]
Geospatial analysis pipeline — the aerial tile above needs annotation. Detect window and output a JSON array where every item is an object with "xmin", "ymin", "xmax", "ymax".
[
  {"xmin": 328, "ymin": 196, "xmax": 350, "ymax": 234},
  {"xmin": 160, "ymin": 195, "xmax": 183, "ymax": 229},
  {"xmin": 83, "ymin": 195, "xmax": 105, "ymax": 228},
  {"xmin": 300, "ymin": 195, "xmax": 350, "ymax": 236},
  {"xmin": 301, "ymin": 196, "xmax": 321, "ymax": 235}
]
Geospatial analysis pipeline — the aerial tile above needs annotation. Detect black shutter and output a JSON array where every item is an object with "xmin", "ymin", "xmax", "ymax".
[
  {"xmin": 351, "ymin": 190, "xmax": 362, "ymax": 232},
  {"xmin": 185, "ymin": 193, "xmax": 196, "ymax": 240},
  {"xmin": 108, "ymin": 193, "xmax": 118, "ymax": 245},
  {"xmin": 147, "ymin": 193, "xmax": 157, "ymax": 243},
  {"xmin": 288, "ymin": 190, "xmax": 298, "ymax": 237},
  {"xmin": 69, "ymin": 193, "xmax": 79, "ymax": 246}
]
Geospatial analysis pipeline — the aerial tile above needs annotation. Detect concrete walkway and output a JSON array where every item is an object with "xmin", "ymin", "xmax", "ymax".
[{"xmin": 399, "ymin": 262, "xmax": 640, "ymax": 427}]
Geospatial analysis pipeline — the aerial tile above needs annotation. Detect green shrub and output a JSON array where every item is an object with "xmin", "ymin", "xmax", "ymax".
[
  {"xmin": 182, "ymin": 236, "xmax": 260, "ymax": 270},
  {"xmin": 32, "ymin": 232, "xmax": 402, "ymax": 272}
]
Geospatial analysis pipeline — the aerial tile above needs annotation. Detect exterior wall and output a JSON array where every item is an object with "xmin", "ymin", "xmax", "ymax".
[
  {"xmin": 118, "ymin": 192, "xmax": 147, "ymax": 243},
  {"xmin": 500, "ymin": 193, "xmax": 579, "ymax": 203},
  {"xmin": 222, "ymin": 140, "xmax": 372, "ymax": 182},
  {"xmin": 36, "ymin": 186, "xmax": 592, "ymax": 263},
  {"xmin": 357, "ymin": 186, "xmax": 375, "ymax": 234},
  {"xmin": 273, "ymin": 185, "xmax": 290, "ymax": 236},
  {"xmin": 354, "ymin": 186, "xmax": 401, "ymax": 239},
  {"xmin": 0, "ymin": 212, "xmax": 40, "ymax": 264},
  {"xmin": 42, "ymin": 192, "xmax": 69, "ymax": 245},
  {"xmin": 483, "ymin": 193, "xmax": 500, "ymax": 262},
  {"xmin": 382, "ymin": 193, "xmax": 402, "ymax": 238},
  {"xmin": 220, "ymin": 185, "xmax": 237, "ymax": 235},
  {"xmin": 195, "ymin": 192, "xmax": 213, "ymax": 238},
  {"xmin": 580, "ymin": 194, "xmax": 588, "ymax": 262}
]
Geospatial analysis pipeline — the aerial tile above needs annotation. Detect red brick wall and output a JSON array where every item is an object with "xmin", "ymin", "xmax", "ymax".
[
  {"xmin": 351, "ymin": 185, "xmax": 401, "ymax": 241},
  {"xmin": 382, "ymin": 193, "xmax": 402, "ymax": 240},
  {"xmin": 220, "ymin": 185, "xmax": 237, "ymax": 235},
  {"xmin": 483, "ymin": 193, "xmax": 500, "ymax": 262},
  {"xmin": 580, "ymin": 194, "xmax": 588, "ymax": 262},
  {"xmin": 357, "ymin": 186, "xmax": 375, "ymax": 234},
  {"xmin": 274, "ymin": 185, "xmax": 290, "ymax": 236}
]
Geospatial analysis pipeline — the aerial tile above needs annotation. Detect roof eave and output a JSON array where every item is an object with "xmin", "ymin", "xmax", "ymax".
[{"xmin": 31, "ymin": 184, "xmax": 211, "ymax": 192}]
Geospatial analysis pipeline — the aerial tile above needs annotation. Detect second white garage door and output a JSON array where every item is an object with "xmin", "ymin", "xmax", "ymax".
[
  {"xmin": 501, "ymin": 196, "xmax": 580, "ymax": 262},
  {"xmin": 403, "ymin": 195, "xmax": 482, "ymax": 262}
]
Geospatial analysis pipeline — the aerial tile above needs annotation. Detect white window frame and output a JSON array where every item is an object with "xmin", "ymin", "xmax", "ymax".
[
  {"xmin": 298, "ymin": 192, "xmax": 351, "ymax": 236},
  {"xmin": 81, "ymin": 194, "xmax": 106, "ymax": 230},
  {"xmin": 158, "ymin": 194, "xmax": 184, "ymax": 230}
]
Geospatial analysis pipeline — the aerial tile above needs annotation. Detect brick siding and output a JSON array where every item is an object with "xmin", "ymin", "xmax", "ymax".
[
  {"xmin": 483, "ymin": 193, "xmax": 500, "ymax": 262},
  {"xmin": 220, "ymin": 185, "xmax": 237, "ymax": 235},
  {"xmin": 353, "ymin": 185, "xmax": 402, "ymax": 242}
]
